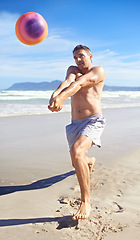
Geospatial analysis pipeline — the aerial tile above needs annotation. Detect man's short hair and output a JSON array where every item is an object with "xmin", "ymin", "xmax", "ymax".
[{"xmin": 73, "ymin": 45, "xmax": 91, "ymax": 55}]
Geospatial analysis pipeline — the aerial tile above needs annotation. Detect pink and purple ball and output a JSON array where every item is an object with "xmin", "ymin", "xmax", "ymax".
[{"xmin": 15, "ymin": 12, "xmax": 48, "ymax": 45}]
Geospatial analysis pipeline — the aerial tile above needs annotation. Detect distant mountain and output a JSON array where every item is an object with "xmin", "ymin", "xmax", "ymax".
[
  {"xmin": 103, "ymin": 85, "xmax": 140, "ymax": 91},
  {"xmin": 6, "ymin": 80, "xmax": 62, "ymax": 91},
  {"xmin": 6, "ymin": 81, "xmax": 140, "ymax": 91}
]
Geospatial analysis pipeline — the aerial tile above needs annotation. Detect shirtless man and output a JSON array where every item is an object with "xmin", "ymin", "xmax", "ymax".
[{"xmin": 48, "ymin": 45, "xmax": 106, "ymax": 220}]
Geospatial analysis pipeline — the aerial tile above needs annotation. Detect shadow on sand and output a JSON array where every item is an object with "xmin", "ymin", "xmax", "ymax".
[
  {"xmin": 0, "ymin": 170, "xmax": 75, "ymax": 196},
  {"xmin": 0, "ymin": 215, "xmax": 78, "ymax": 229}
]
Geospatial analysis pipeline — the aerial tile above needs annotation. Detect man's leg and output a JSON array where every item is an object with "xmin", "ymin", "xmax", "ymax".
[{"xmin": 70, "ymin": 135, "xmax": 93, "ymax": 220}]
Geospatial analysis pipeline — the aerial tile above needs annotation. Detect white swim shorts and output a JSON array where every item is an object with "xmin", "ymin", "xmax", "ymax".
[{"xmin": 66, "ymin": 114, "xmax": 106, "ymax": 149}]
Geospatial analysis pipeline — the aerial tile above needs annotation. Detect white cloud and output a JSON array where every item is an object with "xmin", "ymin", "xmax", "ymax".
[
  {"xmin": 0, "ymin": 58, "xmax": 73, "ymax": 80},
  {"xmin": 93, "ymin": 50, "xmax": 140, "ymax": 86}
]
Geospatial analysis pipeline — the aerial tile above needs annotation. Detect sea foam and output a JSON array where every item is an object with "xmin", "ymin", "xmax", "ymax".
[{"xmin": 0, "ymin": 90, "xmax": 140, "ymax": 117}]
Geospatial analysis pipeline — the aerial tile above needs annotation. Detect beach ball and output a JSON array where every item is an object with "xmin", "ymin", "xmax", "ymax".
[{"xmin": 15, "ymin": 12, "xmax": 48, "ymax": 45}]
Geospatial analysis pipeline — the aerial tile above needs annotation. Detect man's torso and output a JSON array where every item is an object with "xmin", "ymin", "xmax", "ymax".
[{"xmin": 71, "ymin": 67, "xmax": 104, "ymax": 120}]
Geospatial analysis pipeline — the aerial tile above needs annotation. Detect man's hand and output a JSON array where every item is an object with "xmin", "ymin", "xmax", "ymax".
[{"xmin": 48, "ymin": 96, "xmax": 63, "ymax": 112}]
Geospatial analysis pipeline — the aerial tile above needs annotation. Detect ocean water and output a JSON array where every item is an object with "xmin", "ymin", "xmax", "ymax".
[{"xmin": 0, "ymin": 90, "xmax": 140, "ymax": 117}]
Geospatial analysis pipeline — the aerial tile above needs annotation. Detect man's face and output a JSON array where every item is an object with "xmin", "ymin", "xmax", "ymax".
[{"xmin": 73, "ymin": 49, "xmax": 92, "ymax": 70}]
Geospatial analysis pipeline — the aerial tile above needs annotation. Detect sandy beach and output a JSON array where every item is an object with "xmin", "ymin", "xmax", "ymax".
[{"xmin": 0, "ymin": 107, "xmax": 140, "ymax": 240}]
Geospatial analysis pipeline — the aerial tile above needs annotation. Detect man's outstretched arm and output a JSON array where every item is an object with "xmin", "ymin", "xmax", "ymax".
[{"xmin": 48, "ymin": 66, "xmax": 77, "ymax": 111}]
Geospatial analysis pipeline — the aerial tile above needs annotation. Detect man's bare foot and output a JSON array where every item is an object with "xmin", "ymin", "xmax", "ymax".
[
  {"xmin": 72, "ymin": 201, "xmax": 91, "ymax": 220},
  {"xmin": 86, "ymin": 157, "xmax": 96, "ymax": 172}
]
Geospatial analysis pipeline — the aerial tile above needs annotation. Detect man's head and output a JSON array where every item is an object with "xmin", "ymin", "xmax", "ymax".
[
  {"xmin": 73, "ymin": 45, "xmax": 93, "ymax": 71},
  {"xmin": 73, "ymin": 45, "xmax": 91, "ymax": 55}
]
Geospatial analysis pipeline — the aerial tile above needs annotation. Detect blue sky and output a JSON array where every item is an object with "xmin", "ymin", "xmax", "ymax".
[{"xmin": 0, "ymin": 0, "xmax": 140, "ymax": 89}]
